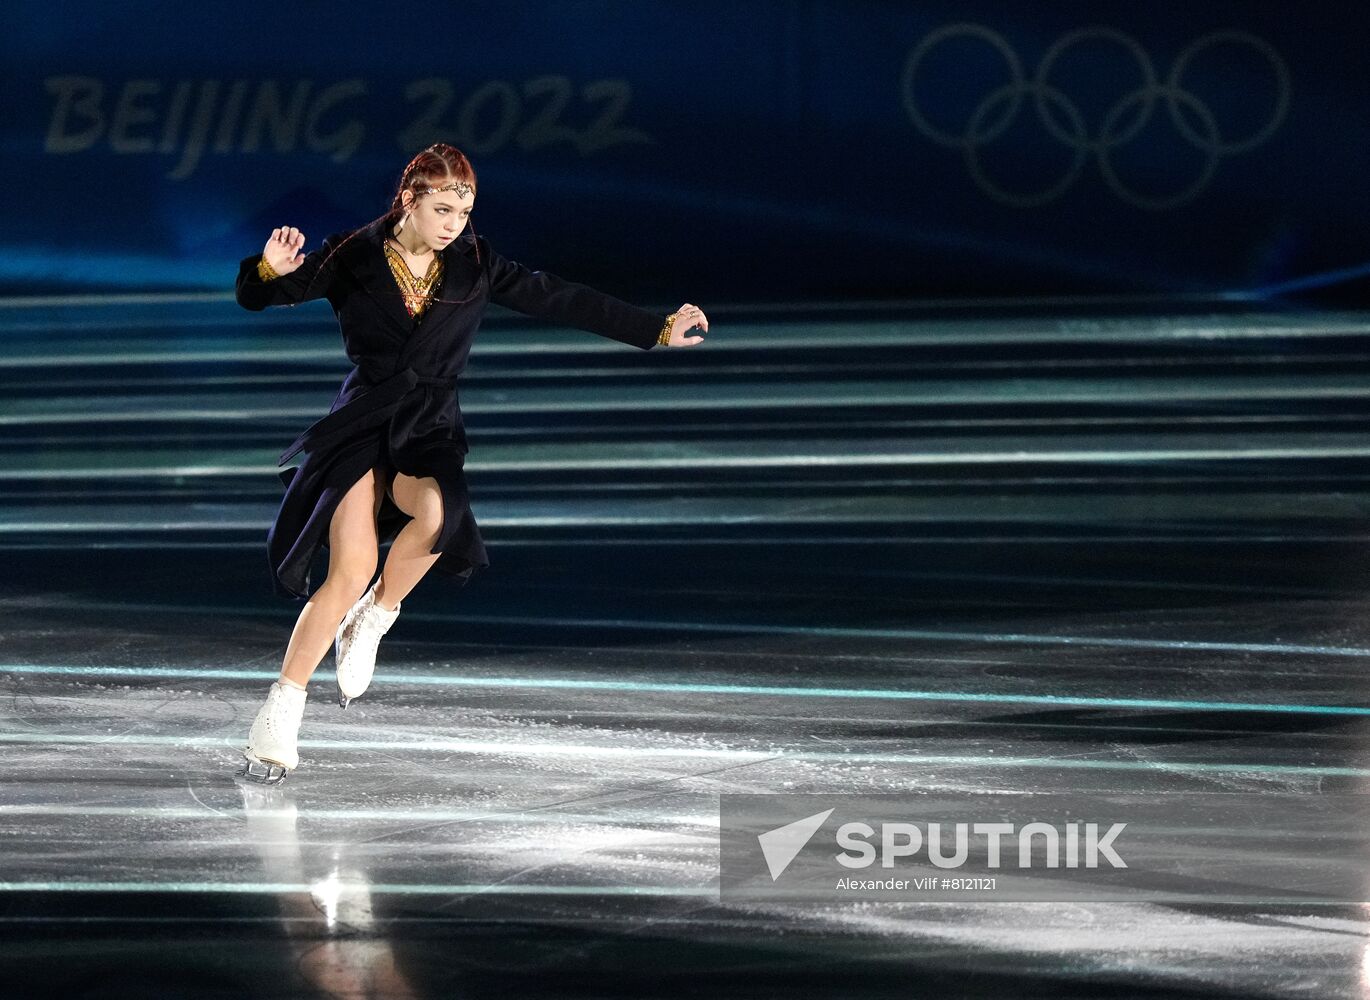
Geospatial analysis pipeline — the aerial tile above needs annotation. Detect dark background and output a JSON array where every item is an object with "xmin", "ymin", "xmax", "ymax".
[{"xmin": 5, "ymin": 1, "xmax": 1365, "ymax": 303}]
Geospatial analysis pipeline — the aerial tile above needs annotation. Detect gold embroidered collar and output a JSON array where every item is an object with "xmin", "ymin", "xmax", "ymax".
[{"xmin": 383, "ymin": 240, "xmax": 444, "ymax": 317}]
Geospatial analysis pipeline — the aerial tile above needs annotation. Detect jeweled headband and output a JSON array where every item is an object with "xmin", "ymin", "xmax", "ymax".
[{"xmin": 422, "ymin": 181, "xmax": 474, "ymax": 197}]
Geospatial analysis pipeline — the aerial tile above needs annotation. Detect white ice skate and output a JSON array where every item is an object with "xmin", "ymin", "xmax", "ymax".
[
  {"xmin": 334, "ymin": 581, "xmax": 401, "ymax": 710},
  {"xmin": 237, "ymin": 680, "xmax": 308, "ymax": 784}
]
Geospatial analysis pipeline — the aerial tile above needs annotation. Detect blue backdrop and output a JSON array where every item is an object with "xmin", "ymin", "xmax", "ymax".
[{"xmin": 5, "ymin": 2, "xmax": 1366, "ymax": 301}]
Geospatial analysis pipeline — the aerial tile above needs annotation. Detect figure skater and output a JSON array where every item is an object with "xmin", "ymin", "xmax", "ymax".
[{"xmin": 232, "ymin": 142, "xmax": 708, "ymax": 783}]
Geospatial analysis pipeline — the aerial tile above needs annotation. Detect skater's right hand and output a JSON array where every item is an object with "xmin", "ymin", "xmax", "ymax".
[{"xmin": 262, "ymin": 227, "xmax": 307, "ymax": 276}]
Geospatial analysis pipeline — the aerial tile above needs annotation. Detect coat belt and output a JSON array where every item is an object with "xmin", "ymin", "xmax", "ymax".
[{"xmin": 277, "ymin": 367, "xmax": 450, "ymax": 465}]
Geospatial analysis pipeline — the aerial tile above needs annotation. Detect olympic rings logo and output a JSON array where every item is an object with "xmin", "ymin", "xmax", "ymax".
[{"xmin": 900, "ymin": 24, "xmax": 1290, "ymax": 209}]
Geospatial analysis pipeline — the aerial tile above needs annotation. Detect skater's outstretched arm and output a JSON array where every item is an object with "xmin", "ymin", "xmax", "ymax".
[
  {"xmin": 235, "ymin": 226, "xmax": 343, "ymax": 311},
  {"xmin": 481, "ymin": 236, "xmax": 708, "ymax": 350}
]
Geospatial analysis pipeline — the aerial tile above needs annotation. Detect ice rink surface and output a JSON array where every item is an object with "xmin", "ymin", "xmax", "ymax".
[{"xmin": 3, "ymin": 299, "xmax": 1370, "ymax": 997}]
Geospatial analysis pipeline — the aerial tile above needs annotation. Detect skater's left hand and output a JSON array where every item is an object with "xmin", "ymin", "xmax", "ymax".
[{"xmin": 666, "ymin": 303, "xmax": 709, "ymax": 347}]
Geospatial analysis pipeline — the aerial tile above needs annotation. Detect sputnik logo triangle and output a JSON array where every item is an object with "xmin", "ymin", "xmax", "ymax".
[{"xmin": 757, "ymin": 807, "xmax": 835, "ymax": 881}]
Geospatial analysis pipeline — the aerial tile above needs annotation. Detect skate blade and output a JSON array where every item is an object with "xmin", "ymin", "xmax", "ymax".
[
  {"xmin": 236, "ymin": 757, "xmax": 289, "ymax": 785},
  {"xmin": 339, "ymin": 691, "xmax": 353, "ymax": 710}
]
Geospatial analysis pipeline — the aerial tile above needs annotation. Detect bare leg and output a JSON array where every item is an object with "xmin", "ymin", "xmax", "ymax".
[
  {"xmin": 373, "ymin": 472, "xmax": 445, "ymax": 611},
  {"xmin": 279, "ymin": 469, "xmax": 386, "ymax": 688}
]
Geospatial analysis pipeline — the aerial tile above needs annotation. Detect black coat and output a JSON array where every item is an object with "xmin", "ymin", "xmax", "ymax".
[{"xmin": 235, "ymin": 217, "xmax": 666, "ymax": 600}]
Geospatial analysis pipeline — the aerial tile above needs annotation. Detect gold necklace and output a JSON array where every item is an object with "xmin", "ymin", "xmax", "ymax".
[
  {"xmin": 384, "ymin": 241, "xmax": 443, "ymax": 316},
  {"xmin": 386, "ymin": 238, "xmax": 438, "ymax": 280}
]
